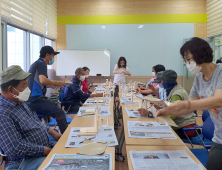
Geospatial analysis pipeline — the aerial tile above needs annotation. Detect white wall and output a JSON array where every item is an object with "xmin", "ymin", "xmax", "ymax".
[{"xmin": 66, "ymin": 23, "xmax": 194, "ymax": 76}]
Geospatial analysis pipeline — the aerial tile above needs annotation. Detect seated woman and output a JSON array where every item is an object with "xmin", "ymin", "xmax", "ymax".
[
  {"xmin": 81, "ymin": 66, "xmax": 92, "ymax": 94},
  {"xmin": 137, "ymin": 64, "xmax": 165, "ymax": 95},
  {"xmin": 138, "ymin": 70, "xmax": 196, "ymax": 139}
]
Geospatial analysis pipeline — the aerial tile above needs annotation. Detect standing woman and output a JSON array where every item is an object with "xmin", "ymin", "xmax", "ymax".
[
  {"xmin": 158, "ymin": 37, "xmax": 222, "ymax": 170},
  {"xmin": 113, "ymin": 56, "xmax": 131, "ymax": 84}
]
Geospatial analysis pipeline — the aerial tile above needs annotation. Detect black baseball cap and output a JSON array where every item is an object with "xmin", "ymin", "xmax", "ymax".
[
  {"xmin": 160, "ymin": 70, "xmax": 177, "ymax": 82},
  {"xmin": 40, "ymin": 46, "xmax": 60, "ymax": 58},
  {"xmin": 153, "ymin": 71, "xmax": 163, "ymax": 83}
]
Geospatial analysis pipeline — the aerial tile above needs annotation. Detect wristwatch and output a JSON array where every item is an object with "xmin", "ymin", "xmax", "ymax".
[{"xmin": 148, "ymin": 111, "xmax": 153, "ymax": 118}]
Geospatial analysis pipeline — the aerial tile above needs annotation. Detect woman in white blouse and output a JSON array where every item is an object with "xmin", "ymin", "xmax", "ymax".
[{"xmin": 113, "ymin": 56, "xmax": 131, "ymax": 84}]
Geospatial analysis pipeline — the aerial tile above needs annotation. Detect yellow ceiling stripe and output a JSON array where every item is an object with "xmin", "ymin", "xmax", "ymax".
[{"xmin": 57, "ymin": 14, "xmax": 207, "ymax": 25}]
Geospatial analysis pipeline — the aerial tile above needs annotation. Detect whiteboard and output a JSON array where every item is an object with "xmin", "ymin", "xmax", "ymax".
[{"xmin": 56, "ymin": 50, "xmax": 110, "ymax": 76}]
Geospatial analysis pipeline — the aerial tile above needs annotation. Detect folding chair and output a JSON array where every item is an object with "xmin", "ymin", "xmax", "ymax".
[{"xmin": 183, "ymin": 117, "xmax": 214, "ymax": 167}]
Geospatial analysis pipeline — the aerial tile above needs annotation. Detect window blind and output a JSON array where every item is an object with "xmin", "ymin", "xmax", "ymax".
[
  {"xmin": 46, "ymin": 0, "xmax": 57, "ymax": 38},
  {"xmin": 207, "ymin": 0, "xmax": 222, "ymax": 37},
  {"xmin": 1, "ymin": 0, "xmax": 57, "ymax": 39}
]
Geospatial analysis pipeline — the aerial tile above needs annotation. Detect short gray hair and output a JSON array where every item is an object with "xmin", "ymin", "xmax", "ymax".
[{"xmin": 75, "ymin": 67, "xmax": 84, "ymax": 75}]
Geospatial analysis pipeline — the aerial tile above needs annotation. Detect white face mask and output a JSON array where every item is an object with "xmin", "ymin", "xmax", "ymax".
[
  {"xmin": 12, "ymin": 87, "xmax": 31, "ymax": 102},
  {"xmin": 80, "ymin": 75, "xmax": 85, "ymax": 81},
  {"xmin": 186, "ymin": 61, "xmax": 202, "ymax": 75},
  {"xmin": 152, "ymin": 72, "xmax": 155, "ymax": 77}
]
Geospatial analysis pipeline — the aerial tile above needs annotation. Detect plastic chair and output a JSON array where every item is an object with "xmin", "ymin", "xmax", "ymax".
[
  {"xmin": 183, "ymin": 116, "xmax": 214, "ymax": 149},
  {"xmin": 202, "ymin": 110, "xmax": 210, "ymax": 122},
  {"xmin": 185, "ymin": 117, "xmax": 214, "ymax": 168}
]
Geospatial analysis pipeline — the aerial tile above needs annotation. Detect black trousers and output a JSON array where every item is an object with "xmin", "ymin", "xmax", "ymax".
[
  {"xmin": 28, "ymin": 97, "xmax": 68, "ymax": 134},
  {"xmin": 206, "ymin": 142, "xmax": 222, "ymax": 170}
]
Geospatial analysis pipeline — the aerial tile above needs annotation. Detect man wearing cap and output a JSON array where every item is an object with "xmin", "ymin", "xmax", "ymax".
[
  {"xmin": 63, "ymin": 68, "xmax": 103, "ymax": 112},
  {"xmin": 138, "ymin": 70, "xmax": 196, "ymax": 139},
  {"xmin": 0, "ymin": 65, "xmax": 61, "ymax": 169},
  {"xmin": 27, "ymin": 46, "xmax": 68, "ymax": 134}
]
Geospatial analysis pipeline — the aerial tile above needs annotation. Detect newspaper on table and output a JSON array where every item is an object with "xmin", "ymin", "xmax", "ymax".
[
  {"xmin": 130, "ymin": 150, "xmax": 204, "ymax": 170},
  {"xmin": 125, "ymin": 107, "xmax": 151, "ymax": 118},
  {"xmin": 66, "ymin": 126, "xmax": 118, "ymax": 148},
  {"xmin": 127, "ymin": 121, "xmax": 177, "ymax": 139},
  {"xmin": 84, "ymin": 98, "xmax": 111, "ymax": 106},
  {"xmin": 78, "ymin": 107, "xmax": 111, "ymax": 117},
  {"xmin": 122, "ymin": 93, "xmax": 143, "ymax": 98},
  {"xmin": 42, "ymin": 154, "xmax": 112, "ymax": 170},
  {"xmin": 121, "ymin": 98, "xmax": 138, "ymax": 105}
]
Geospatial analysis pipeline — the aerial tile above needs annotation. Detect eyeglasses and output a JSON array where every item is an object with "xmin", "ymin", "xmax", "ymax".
[{"xmin": 183, "ymin": 58, "xmax": 193, "ymax": 64}]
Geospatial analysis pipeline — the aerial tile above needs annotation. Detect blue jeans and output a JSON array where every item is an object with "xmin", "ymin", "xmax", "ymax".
[{"xmin": 5, "ymin": 156, "xmax": 46, "ymax": 170}]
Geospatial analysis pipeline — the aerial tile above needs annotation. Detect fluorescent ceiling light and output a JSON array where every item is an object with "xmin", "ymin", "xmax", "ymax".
[
  {"xmin": 138, "ymin": 25, "xmax": 144, "ymax": 28},
  {"xmin": 101, "ymin": 26, "xmax": 106, "ymax": 29}
]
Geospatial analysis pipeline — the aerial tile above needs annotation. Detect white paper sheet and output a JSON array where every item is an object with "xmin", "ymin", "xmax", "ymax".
[
  {"xmin": 120, "ymin": 98, "xmax": 138, "ymax": 105},
  {"xmin": 125, "ymin": 107, "xmax": 151, "ymax": 118},
  {"xmin": 122, "ymin": 93, "xmax": 143, "ymax": 98},
  {"xmin": 130, "ymin": 150, "xmax": 204, "ymax": 170},
  {"xmin": 78, "ymin": 107, "xmax": 111, "ymax": 117},
  {"xmin": 65, "ymin": 126, "xmax": 118, "ymax": 148},
  {"xmin": 83, "ymin": 98, "xmax": 111, "ymax": 106},
  {"xmin": 42, "ymin": 154, "xmax": 112, "ymax": 170},
  {"xmin": 127, "ymin": 121, "xmax": 177, "ymax": 139}
]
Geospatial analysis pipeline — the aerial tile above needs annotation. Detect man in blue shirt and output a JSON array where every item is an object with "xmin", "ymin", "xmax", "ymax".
[
  {"xmin": 28, "ymin": 46, "xmax": 68, "ymax": 134},
  {"xmin": 0, "ymin": 65, "xmax": 61, "ymax": 170},
  {"xmin": 64, "ymin": 68, "xmax": 103, "ymax": 112}
]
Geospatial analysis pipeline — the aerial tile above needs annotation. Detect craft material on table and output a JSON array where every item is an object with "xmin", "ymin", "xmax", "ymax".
[
  {"xmin": 78, "ymin": 139, "xmax": 107, "ymax": 155},
  {"xmin": 78, "ymin": 107, "xmax": 111, "ymax": 117},
  {"xmin": 65, "ymin": 126, "xmax": 118, "ymax": 148}
]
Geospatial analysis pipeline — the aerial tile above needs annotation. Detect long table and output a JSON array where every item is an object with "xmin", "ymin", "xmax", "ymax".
[
  {"xmin": 38, "ymin": 95, "xmax": 115, "ymax": 170},
  {"xmin": 118, "ymin": 85, "xmax": 206, "ymax": 170}
]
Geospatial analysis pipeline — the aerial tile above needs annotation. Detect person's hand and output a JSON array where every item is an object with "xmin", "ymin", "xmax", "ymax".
[
  {"xmin": 136, "ymin": 88, "xmax": 141, "ymax": 94},
  {"xmin": 138, "ymin": 108, "xmax": 149, "ymax": 116},
  {"xmin": 56, "ymin": 81, "xmax": 66, "ymax": 87},
  {"xmin": 43, "ymin": 146, "xmax": 52, "ymax": 155},
  {"xmin": 157, "ymin": 108, "xmax": 170, "ymax": 117},
  {"xmin": 49, "ymin": 128, "xmax": 62, "ymax": 141},
  {"xmin": 121, "ymin": 71, "xmax": 125, "ymax": 74},
  {"xmin": 164, "ymin": 100, "xmax": 187, "ymax": 114},
  {"xmin": 148, "ymin": 84, "xmax": 155, "ymax": 91},
  {"xmin": 124, "ymin": 72, "xmax": 128, "ymax": 75},
  {"xmin": 80, "ymin": 102, "xmax": 83, "ymax": 106}
]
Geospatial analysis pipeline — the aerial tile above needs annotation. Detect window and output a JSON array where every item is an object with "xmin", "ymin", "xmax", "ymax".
[
  {"xmin": 7, "ymin": 26, "xmax": 25, "ymax": 69},
  {"xmin": 45, "ymin": 38, "xmax": 53, "ymax": 47},
  {"xmin": 30, "ymin": 33, "xmax": 42, "ymax": 65}
]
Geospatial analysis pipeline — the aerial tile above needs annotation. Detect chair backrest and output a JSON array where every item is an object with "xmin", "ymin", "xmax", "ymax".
[
  {"xmin": 202, "ymin": 110, "xmax": 210, "ymax": 122},
  {"xmin": 60, "ymin": 93, "xmax": 64, "ymax": 102},
  {"xmin": 202, "ymin": 116, "xmax": 214, "ymax": 141},
  {"xmin": 61, "ymin": 87, "xmax": 66, "ymax": 92}
]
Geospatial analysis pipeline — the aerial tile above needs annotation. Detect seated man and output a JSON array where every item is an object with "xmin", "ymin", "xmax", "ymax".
[
  {"xmin": 138, "ymin": 70, "xmax": 196, "ymax": 139},
  {"xmin": 137, "ymin": 64, "xmax": 165, "ymax": 95},
  {"xmin": 64, "ymin": 68, "xmax": 103, "ymax": 112},
  {"xmin": 0, "ymin": 65, "xmax": 61, "ymax": 170}
]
